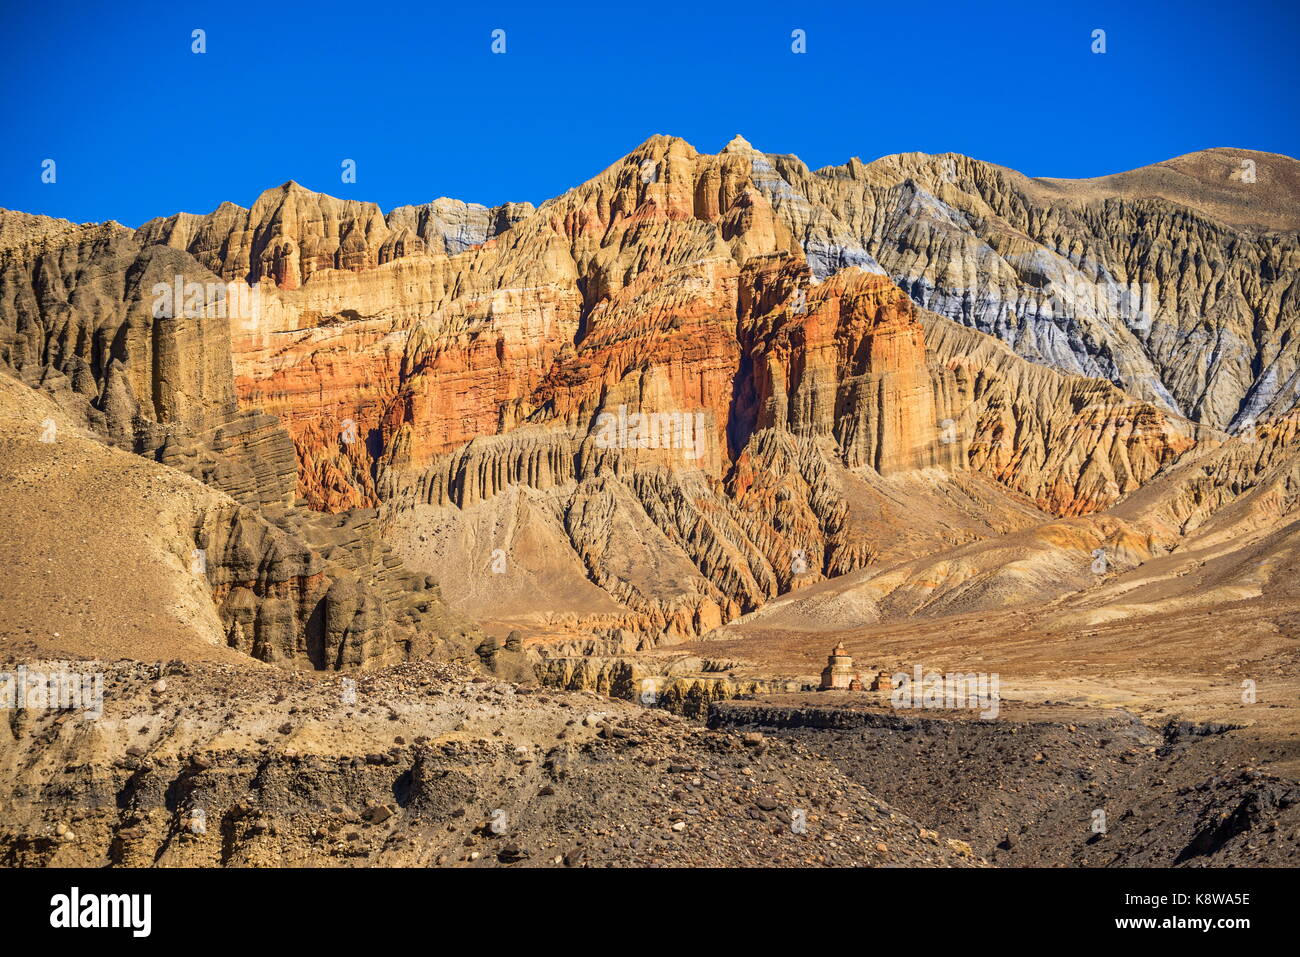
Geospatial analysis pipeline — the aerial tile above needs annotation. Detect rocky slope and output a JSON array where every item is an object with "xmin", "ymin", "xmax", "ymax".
[
  {"xmin": 710, "ymin": 698, "xmax": 1300, "ymax": 867},
  {"xmin": 766, "ymin": 145, "xmax": 1300, "ymax": 432},
  {"xmin": 0, "ymin": 660, "xmax": 983, "ymax": 868},
  {"xmin": 1, "ymin": 135, "xmax": 1297, "ymax": 663},
  {"xmin": 0, "ymin": 370, "xmax": 480, "ymax": 670},
  {"xmin": 2, "ymin": 136, "xmax": 1299, "ymax": 870}
]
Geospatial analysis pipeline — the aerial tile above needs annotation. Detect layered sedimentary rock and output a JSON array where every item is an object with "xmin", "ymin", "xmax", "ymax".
[
  {"xmin": 0, "ymin": 214, "xmax": 480, "ymax": 670},
  {"xmin": 386, "ymin": 197, "xmax": 535, "ymax": 257},
  {"xmin": 922, "ymin": 313, "xmax": 1201, "ymax": 515},
  {"xmin": 0, "ymin": 371, "xmax": 480, "ymax": 670},
  {"xmin": 733, "ymin": 257, "xmax": 954, "ymax": 474},
  {"xmin": 137, "ymin": 184, "xmax": 536, "ymax": 293},
  {"xmin": 0, "ymin": 216, "xmax": 296, "ymax": 507},
  {"xmin": 194, "ymin": 502, "xmax": 479, "ymax": 670},
  {"xmin": 763, "ymin": 147, "xmax": 1300, "ymax": 432},
  {"xmin": 138, "ymin": 184, "xmax": 375, "ymax": 290},
  {"xmin": 3, "ymin": 134, "xmax": 1297, "ymax": 659}
]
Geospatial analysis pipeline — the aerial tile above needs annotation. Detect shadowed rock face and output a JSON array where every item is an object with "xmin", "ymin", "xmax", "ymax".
[
  {"xmin": 0, "ymin": 220, "xmax": 483, "ymax": 671},
  {"xmin": 0, "ymin": 372, "xmax": 484, "ymax": 671},
  {"xmin": 0, "ymin": 220, "xmax": 297, "ymax": 508},
  {"xmin": 1, "ymin": 135, "xmax": 1297, "ymax": 657}
]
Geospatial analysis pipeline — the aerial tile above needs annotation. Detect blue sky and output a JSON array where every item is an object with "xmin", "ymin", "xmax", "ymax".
[{"xmin": 2, "ymin": 0, "xmax": 1296, "ymax": 227}]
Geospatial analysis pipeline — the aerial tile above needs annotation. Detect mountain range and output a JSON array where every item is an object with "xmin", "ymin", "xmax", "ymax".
[{"xmin": 2, "ymin": 135, "xmax": 1298, "ymax": 697}]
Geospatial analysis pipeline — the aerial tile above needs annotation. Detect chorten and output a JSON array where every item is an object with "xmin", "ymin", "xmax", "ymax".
[{"xmin": 819, "ymin": 642, "xmax": 858, "ymax": 690}]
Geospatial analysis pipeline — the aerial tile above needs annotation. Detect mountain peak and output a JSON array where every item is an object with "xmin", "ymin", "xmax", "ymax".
[{"xmin": 723, "ymin": 134, "xmax": 756, "ymax": 153}]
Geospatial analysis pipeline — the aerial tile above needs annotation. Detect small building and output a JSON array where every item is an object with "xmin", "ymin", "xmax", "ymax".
[{"xmin": 819, "ymin": 642, "xmax": 859, "ymax": 690}]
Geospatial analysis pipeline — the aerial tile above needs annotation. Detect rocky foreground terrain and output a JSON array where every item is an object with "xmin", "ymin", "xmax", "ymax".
[
  {"xmin": 1, "ymin": 135, "xmax": 1298, "ymax": 867},
  {"xmin": 712, "ymin": 697, "xmax": 1300, "ymax": 867},
  {"xmin": 0, "ymin": 661, "xmax": 982, "ymax": 868},
  {"xmin": 3, "ymin": 661, "xmax": 1294, "ymax": 868}
]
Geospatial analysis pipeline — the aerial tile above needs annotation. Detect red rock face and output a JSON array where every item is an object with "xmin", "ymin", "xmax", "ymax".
[
  {"xmin": 732, "ymin": 257, "xmax": 951, "ymax": 475},
  {"xmin": 232, "ymin": 316, "xmax": 400, "ymax": 509},
  {"xmin": 216, "ymin": 138, "xmax": 963, "ymax": 519},
  {"xmin": 215, "ymin": 136, "xmax": 1192, "ymax": 530},
  {"xmin": 217, "ymin": 139, "xmax": 775, "ymax": 507},
  {"xmin": 1, "ymin": 136, "xmax": 1267, "ymax": 651}
]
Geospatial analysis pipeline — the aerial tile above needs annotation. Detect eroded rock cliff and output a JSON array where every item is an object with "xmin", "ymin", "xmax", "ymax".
[{"xmin": 3, "ymin": 135, "xmax": 1297, "ymax": 662}]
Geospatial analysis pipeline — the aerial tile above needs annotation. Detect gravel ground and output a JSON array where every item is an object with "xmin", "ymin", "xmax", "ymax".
[
  {"xmin": 711, "ymin": 696, "xmax": 1300, "ymax": 867},
  {"xmin": 0, "ymin": 660, "xmax": 982, "ymax": 867}
]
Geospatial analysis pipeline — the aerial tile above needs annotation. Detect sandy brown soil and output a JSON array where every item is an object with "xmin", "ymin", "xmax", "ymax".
[{"xmin": 0, "ymin": 376, "xmax": 252, "ymax": 666}]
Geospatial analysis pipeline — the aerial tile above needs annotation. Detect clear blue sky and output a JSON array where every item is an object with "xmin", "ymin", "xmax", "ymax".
[{"xmin": 3, "ymin": 0, "xmax": 1296, "ymax": 227}]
